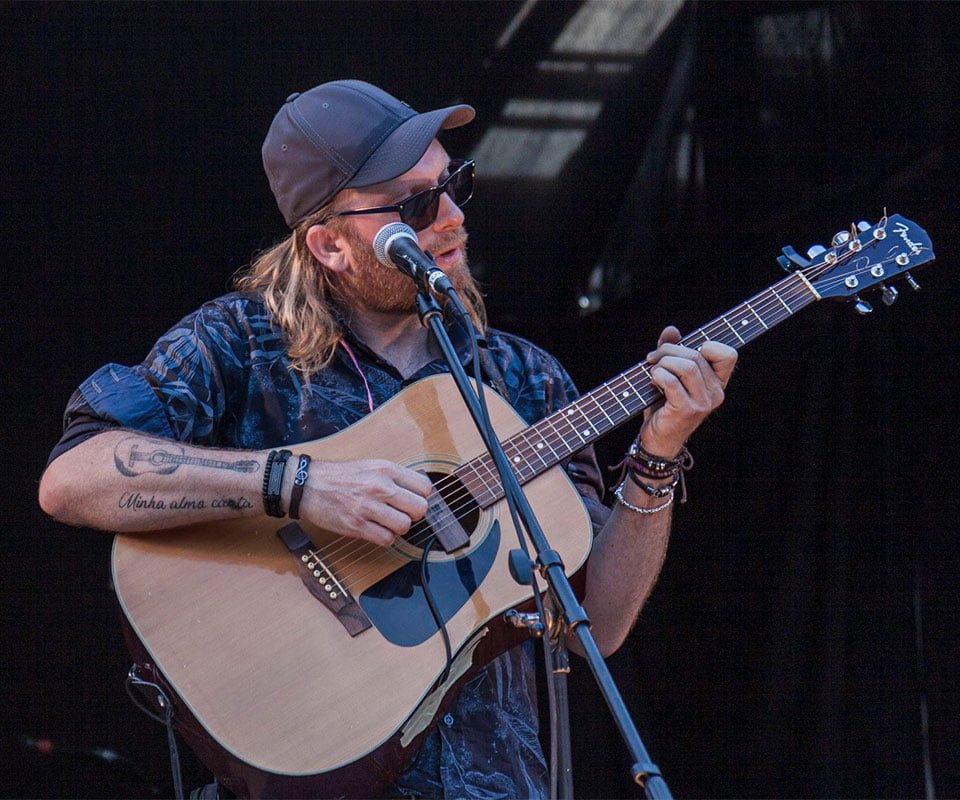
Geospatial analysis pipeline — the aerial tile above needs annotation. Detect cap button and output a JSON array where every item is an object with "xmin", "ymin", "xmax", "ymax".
[{"xmin": 285, "ymin": 92, "xmax": 301, "ymax": 103}]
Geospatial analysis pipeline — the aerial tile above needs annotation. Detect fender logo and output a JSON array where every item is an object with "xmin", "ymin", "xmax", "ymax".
[{"xmin": 893, "ymin": 221, "xmax": 922, "ymax": 255}]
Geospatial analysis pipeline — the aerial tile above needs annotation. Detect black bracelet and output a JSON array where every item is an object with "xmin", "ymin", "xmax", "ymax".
[
  {"xmin": 288, "ymin": 454, "xmax": 311, "ymax": 520},
  {"xmin": 627, "ymin": 467, "xmax": 680, "ymax": 498},
  {"xmin": 263, "ymin": 449, "xmax": 292, "ymax": 517}
]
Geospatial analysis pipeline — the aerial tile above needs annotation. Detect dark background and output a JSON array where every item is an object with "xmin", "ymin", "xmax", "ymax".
[{"xmin": 4, "ymin": 2, "xmax": 959, "ymax": 797}]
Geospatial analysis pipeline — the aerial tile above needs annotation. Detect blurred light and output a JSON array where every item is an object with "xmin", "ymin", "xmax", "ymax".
[
  {"xmin": 502, "ymin": 98, "xmax": 602, "ymax": 123},
  {"xmin": 551, "ymin": 0, "xmax": 684, "ymax": 56},
  {"xmin": 496, "ymin": 0, "xmax": 540, "ymax": 50},
  {"xmin": 471, "ymin": 127, "xmax": 588, "ymax": 178}
]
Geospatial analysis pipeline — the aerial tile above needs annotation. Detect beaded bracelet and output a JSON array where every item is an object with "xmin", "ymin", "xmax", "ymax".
[
  {"xmin": 262, "ymin": 449, "xmax": 292, "ymax": 517},
  {"xmin": 613, "ymin": 481, "xmax": 674, "ymax": 515},
  {"xmin": 288, "ymin": 454, "xmax": 311, "ymax": 520}
]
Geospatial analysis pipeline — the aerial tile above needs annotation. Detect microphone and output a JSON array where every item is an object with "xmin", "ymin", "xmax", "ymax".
[{"xmin": 372, "ymin": 222, "xmax": 456, "ymax": 295}]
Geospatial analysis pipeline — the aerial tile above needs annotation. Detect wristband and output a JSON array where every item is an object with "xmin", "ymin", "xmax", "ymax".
[
  {"xmin": 627, "ymin": 468, "xmax": 679, "ymax": 498},
  {"xmin": 288, "ymin": 454, "xmax": 311, "ymax": 520},
  {"xmin": 263, "ymin": 449, "xmax": 292, "ymax": 517}
]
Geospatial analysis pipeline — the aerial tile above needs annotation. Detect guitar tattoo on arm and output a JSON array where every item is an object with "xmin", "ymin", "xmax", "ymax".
[{"xmin": 113, "ymin": 435, "xmax": 261, "ymax": 477}]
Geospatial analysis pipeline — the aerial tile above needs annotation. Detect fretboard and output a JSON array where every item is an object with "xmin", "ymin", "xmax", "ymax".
[{"xmin": 455, "ymin": 271, "xmax": 819, "ymax": 507}]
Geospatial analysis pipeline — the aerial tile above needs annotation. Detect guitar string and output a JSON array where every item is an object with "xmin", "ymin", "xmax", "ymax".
[
  {"xmin": 309, "ymin": 248, "xmax": 912, "ymax": 589},
  {"xmin": 315, "ymin": 244, "xmax": 879, "ymax": 576},
  {"xmin": 306, "ymin": 249, "xmax": 920, "ymax": 589},
  {"xmin": 313, "ymin": 249, "xmax": 912, "ymax": 590}
]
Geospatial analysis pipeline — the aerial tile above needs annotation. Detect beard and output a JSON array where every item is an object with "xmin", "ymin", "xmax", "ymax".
[{"xmin": 333, "ymin": 222, "xmax": 477, "ymax": 317}]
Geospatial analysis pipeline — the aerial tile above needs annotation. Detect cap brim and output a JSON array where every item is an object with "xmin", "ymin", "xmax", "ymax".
[{"xmin": 347, "ymin": 104, "xmax": 475, "ymax": 189}]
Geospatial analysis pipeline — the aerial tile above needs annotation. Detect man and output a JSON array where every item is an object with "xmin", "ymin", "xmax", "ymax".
[{"xmin": 39, "ymin": 80, "xmax": 737, "ymax": 798}]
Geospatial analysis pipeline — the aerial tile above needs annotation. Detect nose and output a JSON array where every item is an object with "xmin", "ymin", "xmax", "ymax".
[{"xmin": 431, "ymin": 190, "xmax": 464, "ymax": 233}]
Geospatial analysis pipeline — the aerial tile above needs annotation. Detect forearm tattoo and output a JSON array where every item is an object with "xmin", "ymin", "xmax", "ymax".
[
  {"xmin": 118, "ymin": 493, "xmax": 254, "ymax": 512},
  {"xmin": 113, "ymin": 436, "xmax": 260, "ymax": 477}
]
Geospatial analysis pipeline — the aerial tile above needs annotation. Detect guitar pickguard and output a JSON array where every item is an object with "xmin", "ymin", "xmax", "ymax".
[{"xmin": 359, "ymin": 521, "xmax": 501, "ymax": 647}]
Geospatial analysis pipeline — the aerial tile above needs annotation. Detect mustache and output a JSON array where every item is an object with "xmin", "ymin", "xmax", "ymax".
[{"xmin": 426, "ymin": 227, "xmax": 468, "ymax": 256}]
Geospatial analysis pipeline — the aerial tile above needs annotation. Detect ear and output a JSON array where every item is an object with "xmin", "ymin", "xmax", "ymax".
[{"xmin": 305, "ymin": 224, "xmax": 352, "ymax": 273}]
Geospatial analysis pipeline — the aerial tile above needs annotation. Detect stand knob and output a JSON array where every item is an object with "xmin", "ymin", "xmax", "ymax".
[{"xmin": 504, "ymin": 609, "xmax": 545, "ymax": 637}]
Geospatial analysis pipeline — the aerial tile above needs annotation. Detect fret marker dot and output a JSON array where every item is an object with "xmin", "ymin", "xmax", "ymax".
[
  {"xmin": 567, "ymin": 409, "xmax": 575, "ymax": 415},
  {"xmin": 622, "ymin": 391, "xmax": 631, "ymax": 397},
  {"xmin": 582, "ymin": 429, "xmax": 591, "ymax": 437},
  {"xmin": 740, "ymin": 319, "xmax": 748, "ymax": 326},
  {"xmin": 513, "ymin": 456, "xmax": 521, "ymax": 463},
  {"xmin": 536, "ymin": 443, "xmax": 544, "ymax": 449}
]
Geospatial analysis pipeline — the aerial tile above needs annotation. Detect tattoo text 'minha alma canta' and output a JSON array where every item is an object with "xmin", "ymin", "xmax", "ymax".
[{"xmin": 118, "ymin": 492, "xmax": 254, "ymax": 511}]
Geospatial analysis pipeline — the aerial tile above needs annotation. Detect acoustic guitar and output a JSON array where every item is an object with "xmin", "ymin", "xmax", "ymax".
[{"xmin": 113, "ymin": 214, "xmax": 933, "ymax": 798}]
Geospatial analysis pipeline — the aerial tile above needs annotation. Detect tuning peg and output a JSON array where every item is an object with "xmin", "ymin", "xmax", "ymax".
[
  {"xmin": 905, "ymin": 272, "xmax": 921, "ymax": 292},
  {"xmin": 857, "ymin": 221, "xmax": 871, "ymax": 232},
  {"xmin": 881, "ymin": 285, "xmax": 899, "ymax": 306},
  {"xmin": 854, "ymin": 296, "xmax": 873, "ymax": 315},
  {"xmin": 806, "ymin": 244, "xmax": 827, "ymax": 259},
  {"xmin": 832, "ymin": 230, "xmax": 850, "ymax": 246}
]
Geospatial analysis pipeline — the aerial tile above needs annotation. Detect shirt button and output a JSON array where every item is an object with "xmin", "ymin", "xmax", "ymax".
[{"xmin": 442, "ymin": 713, "xmax": 454, "ymax": 727}]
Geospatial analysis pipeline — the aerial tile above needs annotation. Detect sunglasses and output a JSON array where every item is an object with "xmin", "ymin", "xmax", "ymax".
[{"xmin": 321, "ymin": 159, "xmax": 475, "ymax": 231}]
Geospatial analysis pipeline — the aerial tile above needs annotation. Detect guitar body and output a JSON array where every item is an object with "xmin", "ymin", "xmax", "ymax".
[{"xmin": 113, "ymin": 374, "xmax": 593, "ymax": 798}]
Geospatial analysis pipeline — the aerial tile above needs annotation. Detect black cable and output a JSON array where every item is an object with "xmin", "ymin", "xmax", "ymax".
[
  {"xmin": 450, "ymin": 297, "xmax": 570, "ymax": 794},
  {"xmin": 125, "ymin": 666, "xmax": 185, "ymax": 800},
  {"xmin": 420, "ymin": 535, "xmax": 454, "ymax": 685},
  {"xmin": 913, "ymin": 562, "xmax": 936, "ymax": 799}
]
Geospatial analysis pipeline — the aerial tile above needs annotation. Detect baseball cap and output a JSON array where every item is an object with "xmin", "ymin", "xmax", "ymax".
[{"xmin": 262, "ymin": 79, "xmax": 475, "ymax": 228}]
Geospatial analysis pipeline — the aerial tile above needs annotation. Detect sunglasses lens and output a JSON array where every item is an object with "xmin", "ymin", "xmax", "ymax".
[
  {"xmin": 401, "ymin": 191, "xmax": 441, "ymax": 231},
  {"xmin": 399, "ymin": 161, "xmax": 475, "ymax": 231},
  {"xmin": 447, "ymin": 163, "xmax": 474, "ymax": 206}
]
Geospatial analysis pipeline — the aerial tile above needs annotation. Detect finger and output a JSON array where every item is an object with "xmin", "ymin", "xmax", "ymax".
[
  {"xmin": 698, "ymin": 341, "xmax": 738, "ymax": 385},
  {"xmin": 380, "ymin": 462, "xmax": 434, "ymax": 497},
  {"xmin": 651, "ymin": 357, "xmax": 709, "ymax": 402},
  {"xmin": 356, "ymin": 518, "xmax": 400, "ymax": 547},
  {"xmin": 649, "ymin": 344, "xmax": 725, "ymax": 392},
  {"xmin": 388, "ymin": 486, "xmax": 430, "ymax": 521},
  {"xmin": 369, "ymin": 502, "xmax": 416, "ymax": 538},
  {"xmin": 657, "ymin": 325, "xmax": 681, "ymax": 348}
]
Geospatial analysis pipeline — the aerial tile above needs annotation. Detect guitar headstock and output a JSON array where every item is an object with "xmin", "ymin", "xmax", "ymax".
[{"xmin": 778, "ymin": 214, "xmax": 935, "ymax": 312}]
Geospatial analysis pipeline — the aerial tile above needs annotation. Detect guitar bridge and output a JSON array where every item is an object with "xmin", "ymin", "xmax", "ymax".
[{"xmin": 277, "ymin": 522, "xmax": 372, "ymax": 637}]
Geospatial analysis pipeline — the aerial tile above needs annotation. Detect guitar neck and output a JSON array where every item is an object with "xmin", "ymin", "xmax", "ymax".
[{"xmin": 456, "ymin": 271, "xmax": 819, "ymax": 506}]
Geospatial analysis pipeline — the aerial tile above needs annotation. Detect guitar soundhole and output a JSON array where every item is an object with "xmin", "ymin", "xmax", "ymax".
[{"xmin": 400, "ymin": 471, "xmax": 480, "ymax": 549}]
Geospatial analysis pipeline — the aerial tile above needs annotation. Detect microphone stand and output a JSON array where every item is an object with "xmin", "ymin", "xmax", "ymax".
[{"xmin": 414, "ymin": 286, "xmax": 672, "ymax": 799}]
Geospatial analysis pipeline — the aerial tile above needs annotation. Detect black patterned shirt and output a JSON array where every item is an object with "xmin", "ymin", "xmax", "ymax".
[{"xmin": 50, "ymin": 291, "xmax": 609, "ymax": 800}]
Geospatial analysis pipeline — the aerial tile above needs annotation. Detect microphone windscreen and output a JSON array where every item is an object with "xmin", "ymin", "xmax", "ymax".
[{"xmin": 373, "ymin": 222, "xmax": 418, "ymax": 268}]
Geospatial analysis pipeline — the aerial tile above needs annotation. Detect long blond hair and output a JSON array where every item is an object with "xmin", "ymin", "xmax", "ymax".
[{"xmin": 235, "ymin": 210, "xmax": 487, "ymax": 379}]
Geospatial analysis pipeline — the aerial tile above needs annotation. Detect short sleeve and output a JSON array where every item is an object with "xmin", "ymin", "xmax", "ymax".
[{"xmin": 48, "ymin": 299, "xmax": 251, "ymax": 463}]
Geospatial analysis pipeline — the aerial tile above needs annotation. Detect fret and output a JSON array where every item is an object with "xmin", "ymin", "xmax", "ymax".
[
  {"xmin": 770, "ymin": 286, "xmax": 793, "ymax": 315},
  {"xmin": 504, "ymin": 439, "xmax": 535, "ymax": 481},
  {"xmin": 720, "ymin": 316, "xmax": 746, "ymax": 345},
  {"xmin": 583, "ymin": 386, "xmax": 613, "ymax": 428},
  {"xmin": 744, "ymin": 299, "xmax": 768, "ymax": 329},
  {"xmin": 518, "ymin": 428, "xmax": 551, "ymax": 471},
  {"xmin": 606, "ymin": 377, "xmax": 633, "ymax": 416}
]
